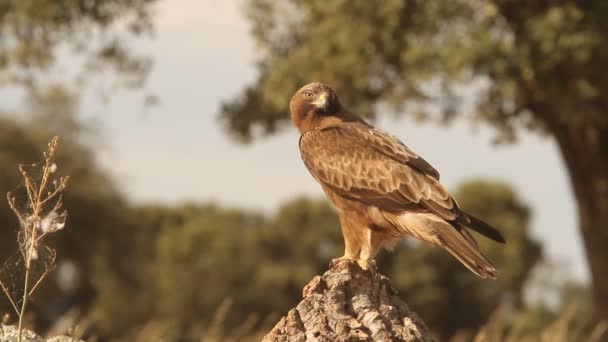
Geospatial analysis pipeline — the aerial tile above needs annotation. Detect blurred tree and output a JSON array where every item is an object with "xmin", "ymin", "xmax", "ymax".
[
  {"xmin": 25, "ymin": 85, "xmax": 85, "ymax": 142},
  {"xmin": 0, "ymin": 117, "xmax": 40, "ymax": 262},
  {"xmin": 255, "ymin": 197, "xmax": 342, "ymax": 310},
  {"xmin": 507, "ymin": 280, "xmax": 594, "ymax": 340},
  {"xmin": 89, "ymin": 204, "xmax": 178, "ymax": 336},
  {"xmin": 455, "ymin": 180, "xmax": 541, "ymax": 305},
  {"xmin": 153, "ymin": 205, "xmax": 266, "ymax": 334},
  {"xmin": 223, "ymin": 0, "xmax": 608, "ymax": 321},
  {"xmin": 0, "ymin": 0, "xmax": 156, "ymax": 90},
  {"xmin": 91, "ymin": 198, "xmax": 340, "ymax": 339}
]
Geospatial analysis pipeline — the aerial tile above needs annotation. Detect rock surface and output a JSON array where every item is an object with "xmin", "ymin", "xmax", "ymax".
[
  {"xmin": 263, "ymin": 260, "xmax": 433, "ymax": 341},
  {"xmin": 0, "ymin": 325, "xmax": 83, "ymax": 342}
]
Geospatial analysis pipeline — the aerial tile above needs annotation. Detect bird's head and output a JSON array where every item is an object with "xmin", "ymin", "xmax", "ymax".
[{"xmin": 290, "ymin": 82, "xmax": 343, "ymax": 132}]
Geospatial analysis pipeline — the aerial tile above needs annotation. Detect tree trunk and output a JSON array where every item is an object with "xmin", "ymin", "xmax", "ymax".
[
  {"xmin": 553, "ymin": 121, "xmax": 608, "ymax": 322},
  {"xmin": 263, "ymin": 260, "xmax": 433, "ymax": 341}
]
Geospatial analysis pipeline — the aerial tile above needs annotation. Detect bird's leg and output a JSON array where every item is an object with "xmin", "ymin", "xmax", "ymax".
[
  {"xmin": 329, "ymin": 239, "xmax": 359, "ymax": 268},
  {"xmin": 358, "ymin": 229, "xmax": 384, "ymax": 277},
  {"xmin": 330, "ymin": 216, "xmax": 361, "ymax": 269}
]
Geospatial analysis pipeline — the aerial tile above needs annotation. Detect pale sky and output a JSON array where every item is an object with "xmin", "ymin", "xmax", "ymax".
[{"xmin": 4, "ymin": 0, "xmax": 588, "ymax": 282}]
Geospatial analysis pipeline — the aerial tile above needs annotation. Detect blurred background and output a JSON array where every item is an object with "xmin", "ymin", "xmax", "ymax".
[{"xmin": 0, "ymin": 0, "xmax": 606, "ymax": 340}]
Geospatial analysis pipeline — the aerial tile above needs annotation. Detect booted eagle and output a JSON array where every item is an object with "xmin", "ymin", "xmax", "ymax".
[{"xmin": 290, "ymin": 82, "xmax": 505, "ymax": 278}]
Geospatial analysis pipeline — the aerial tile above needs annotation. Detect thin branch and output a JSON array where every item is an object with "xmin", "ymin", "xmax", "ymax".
[
  {"xmin": 39, "ymin": 178, "xmax": 68, "ymax": 207},
  {"xmin": 0, "ymin": 280, "xmax": 19, "ymax": 316},
  {"xmin": 51, "ymin": 196, "xmax": 64, "ymax": 213},
  {"xmin": 18, "ymin": 165, "xmax": 36, "ymax": 209},
  {"xmin": 6, "ymin": 194, "xmax": 25, "ymax": 226},
  {"xmin": 28, "ymin": 264, "xmax": 55, "ymax": 297}
]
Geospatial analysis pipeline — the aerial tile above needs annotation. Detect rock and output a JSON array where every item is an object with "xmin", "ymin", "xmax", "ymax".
[
  {"xmin": 263, "ymin": 260, "xmax": 434, "ymax": 342},
  {"xmin": 0, "ymin": 325, "xmax": 83, "ymax": 342}
]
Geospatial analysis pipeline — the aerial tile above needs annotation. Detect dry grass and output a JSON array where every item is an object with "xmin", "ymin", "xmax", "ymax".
[
  {"xmin": 120, "ymin": 300, "xmax": 608, "ymax": 341},
  {"xmin": 0, "ymin": 136, "xmax": 69, "ymax": 342},
  {"xmin": 473, "ymin": 304, "xmax": 607, "ymax": 342},
  {"xmin": 121, "ymin": 298, "xmax": 267, "ymax": 342}
]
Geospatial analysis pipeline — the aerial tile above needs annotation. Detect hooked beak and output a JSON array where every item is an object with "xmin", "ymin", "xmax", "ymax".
[{"xmin": 312, "ymin": 92, "xmax": 328, "ymax": 109}]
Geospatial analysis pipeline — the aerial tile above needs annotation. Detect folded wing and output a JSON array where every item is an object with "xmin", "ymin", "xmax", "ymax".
[
  {"xmin": 299, "ymin": 122, "xmax": 459, "ymax": 220},
  {"xmin": 300, "ymin": 122, "xmax": 505, "ymax": 243}
]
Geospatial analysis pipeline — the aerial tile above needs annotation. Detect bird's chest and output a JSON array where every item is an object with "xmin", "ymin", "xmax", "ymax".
[{"xmin": 322, "ymin": 185, "xmax": 393, "ymax": 229}]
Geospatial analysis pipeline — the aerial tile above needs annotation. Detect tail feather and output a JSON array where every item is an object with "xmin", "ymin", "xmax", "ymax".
[
  {"xmin": 460, "ymin": 213, "xmax": 506, "ymax": 244},
  {"xmin": 386, "ymin": 212, "xmax": 497, "ymax": 279},
  {"xmin": 438, "ymin": 225, "xmax": 497, "ymax": 279}
]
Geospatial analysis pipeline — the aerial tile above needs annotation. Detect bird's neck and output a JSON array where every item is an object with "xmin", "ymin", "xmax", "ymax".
[{"xmin": 298, "ymin": 111, "xmax": 362, "ymax": 134}]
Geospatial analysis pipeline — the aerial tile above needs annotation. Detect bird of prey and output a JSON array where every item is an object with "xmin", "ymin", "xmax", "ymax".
[{"xmin": 290, "ymin": 82, "xmax": 505, "ymax": 279}]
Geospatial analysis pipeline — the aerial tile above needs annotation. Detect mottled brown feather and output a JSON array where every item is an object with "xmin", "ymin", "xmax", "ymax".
[{"xmin": 300, "ymin": 122, "xmax": 460, "ymax": 220}]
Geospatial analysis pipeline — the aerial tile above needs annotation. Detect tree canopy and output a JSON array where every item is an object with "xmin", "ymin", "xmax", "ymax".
[
  {"xmin": 0, "ymin": 0, "xmax": 157, "ymax": 90},
  {"xmin": 222, "ymin": 1, "xmax": 607, "ymax": 143}
]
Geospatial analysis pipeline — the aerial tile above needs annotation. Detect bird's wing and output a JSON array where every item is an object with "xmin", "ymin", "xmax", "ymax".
[
  {"xmin": 299, "ymin": 122, "xmax": 458, "ymax": 221},
  {"xmin": 360, "ymin": 125, "xmax": 440, "ymax": 180}
]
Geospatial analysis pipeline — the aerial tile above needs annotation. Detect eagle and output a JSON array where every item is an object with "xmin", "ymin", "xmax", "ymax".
[{"xmin": 290, "ymin": 82, "xmax": 505, "ymax": 279}]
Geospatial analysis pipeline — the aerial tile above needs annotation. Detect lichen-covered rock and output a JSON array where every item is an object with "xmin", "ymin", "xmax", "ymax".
[
  {"xmin": 0, "ymin": 325, "xmax": 83, "ymax": 342},
  {"xmin": 263, "ymin": 260, "xmax": 434, "ymax": 342}
]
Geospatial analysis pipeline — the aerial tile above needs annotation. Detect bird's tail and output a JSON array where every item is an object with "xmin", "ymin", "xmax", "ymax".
[
  {"xmin": 438, "ymin": 223, "xmax": 497, "ymax": 279},
  {"xmin": 385, "ymin": 212, "xmax": 497, "ymax": 279},
  {"xmin": 460, "ymin": 213, "xmax": 506, "ymax": 244}
]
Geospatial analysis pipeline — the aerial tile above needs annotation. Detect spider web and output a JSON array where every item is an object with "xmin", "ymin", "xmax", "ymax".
[
  {"xmin": 10, "ymin": 161, "xmax": 49, "ymax": 215},
  {"xmin": 0, "ymin": 160, "xmax": 59, "ymax": 316},
  {"xmin": 0, "ymin": 248, "xmax": 56, "ymax": 316}
]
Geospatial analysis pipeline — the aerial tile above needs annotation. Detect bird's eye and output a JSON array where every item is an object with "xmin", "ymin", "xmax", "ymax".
[{"xmin": 303, "ymin": 91, "xmax": 314, "ymax": 99}]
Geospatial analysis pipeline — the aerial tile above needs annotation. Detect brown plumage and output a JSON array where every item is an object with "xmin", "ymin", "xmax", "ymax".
[{"xmin": 290, "ymin": 82, "xmax": 505, "ymax": 279}]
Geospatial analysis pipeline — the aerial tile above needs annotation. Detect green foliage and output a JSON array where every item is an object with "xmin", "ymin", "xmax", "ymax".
[
  {"xmin": 473, "ymin": 283, "xmax": 598, "ymax": 341},
  {"xmin": 154, "ymin": 205, "xmax": 265, "ymax": 326},
  {"xmin": 90, "ymin": 197, "xmax": 340, "ymax": 338},
  {"xmin": 223, "ymin": 0, "xmax": 608, "ymax": 142},
  {"xmin": 255, "ymin": 197, "xmax": 342, "ymax": 304},
  {"xmin": 455, "ymin": 180, "xmax": 541, "ymax": 303},
  {"xmin": 0, "ymin": 0, "xmax": 157, "ymax": 89}
]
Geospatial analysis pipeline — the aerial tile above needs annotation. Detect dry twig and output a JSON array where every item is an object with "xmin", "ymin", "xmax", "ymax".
[{"xmin": 0, "ymin": 136, "xmax": 69, "ymax": 342}]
